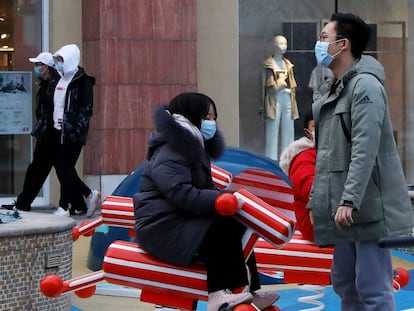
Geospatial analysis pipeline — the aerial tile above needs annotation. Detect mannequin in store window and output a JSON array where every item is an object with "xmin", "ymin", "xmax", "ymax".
[{"xmin": 263, "ymin": 35, "xmax": 299, "ymax": 160}]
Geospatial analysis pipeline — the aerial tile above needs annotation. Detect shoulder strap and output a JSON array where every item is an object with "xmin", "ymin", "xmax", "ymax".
[{"xmin": 339, "ymin": 113, "xmax": 351, "ymax": 144}]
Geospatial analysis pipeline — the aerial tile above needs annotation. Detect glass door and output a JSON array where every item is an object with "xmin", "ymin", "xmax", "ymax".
[{"xmin": 0, "ymin": 0, "xmax": 49, "ymax": 207}]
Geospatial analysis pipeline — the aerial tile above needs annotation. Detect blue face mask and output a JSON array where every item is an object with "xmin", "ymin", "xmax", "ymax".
[
  {"xmin": 314, "ymin": 40, "xmax": 344, "ymax": 67},
  {"xmin": 56, "ymin": 61, "xmax": 64, "ymax": 74},
  {"xmin": 200, "ymin": 119, "xmax": 216, "ymax": 140},
  {"xmin": 34, "ymin": 66, "xmax": 43, "ymax": 78}
]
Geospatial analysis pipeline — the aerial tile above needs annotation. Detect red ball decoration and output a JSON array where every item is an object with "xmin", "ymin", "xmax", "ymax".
[
  {"xmin": 40, "ymin": 274, "xmax": 63, "ymax": 298},
  {"xmin": 215, "ymin": 193, "xmax": 239, "ymax": 216},
  {"xmin": 393, "ymin": 267, "xmax": 410, "ymax": 289},
  {"xmin": 75, "ymin": 285, "xmax": 96, "ymax": 298}
]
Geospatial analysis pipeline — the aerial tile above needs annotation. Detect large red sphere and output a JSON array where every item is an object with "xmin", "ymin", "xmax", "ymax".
[
  {"xmin": 215, "ymin": 193, "xmax": 239, "ymax": 216},
  {"xmin": 40, "ymin": 274, "xmax": 63, "ymax": 298}
]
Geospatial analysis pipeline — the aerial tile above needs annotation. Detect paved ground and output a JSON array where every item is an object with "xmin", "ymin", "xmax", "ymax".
[
  {"xmin": 31, "ymin": 206, "xmax": 155, "ymax": 311},
  {"xmin": 35, "ymin": 206, "xmax": 414, "ymax": 311}
]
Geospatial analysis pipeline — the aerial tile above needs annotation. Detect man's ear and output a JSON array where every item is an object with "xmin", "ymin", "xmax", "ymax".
[{"xmin": 342, "ymin": 38, "xmax": 350, "ymax": 51}]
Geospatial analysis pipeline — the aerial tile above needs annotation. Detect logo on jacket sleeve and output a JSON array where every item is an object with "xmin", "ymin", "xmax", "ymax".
[{"xmin": 357, "ymin": 95, "xmax": 372, "ymax": 104}]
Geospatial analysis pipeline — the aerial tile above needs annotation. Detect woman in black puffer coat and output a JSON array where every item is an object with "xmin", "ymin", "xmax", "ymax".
[{"xmin": 134, "ymin": 93, "xmax": 279, "ymax": 311}]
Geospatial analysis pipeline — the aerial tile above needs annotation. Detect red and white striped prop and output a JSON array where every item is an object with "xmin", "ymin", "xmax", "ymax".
[
  {"xmin": 229, "ymin": 168, "xmax": 295, "ymax": 215},
  {"xmin": 211, "ymin": 164, "xmax": 232, "ymax": 189},
  {"xmin": 101, "ymin": 195, "xmax": 135, "ymax": 228},
  {"xmin": 254, "ymin": 233, "xmax": 334, "ymax": 286},
  {"xmin": 72, "ymin": 165, "xmax": 233, "ymax": 240},
  {"xmin": 103, "ymin": 240, "xmax": 208, "ymax": 309},
  {"xmin": 234, "ymin": 189, "xmax": 295, "ymax": 248},
  {"xmin": 73, "ymin": 216, "xmax": 103, "ymax": 241}
]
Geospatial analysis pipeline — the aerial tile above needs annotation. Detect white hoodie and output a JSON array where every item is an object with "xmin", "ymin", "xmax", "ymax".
[{"xmin": 53, "ymin": 44, "xmax": 80, "ymax": 130}]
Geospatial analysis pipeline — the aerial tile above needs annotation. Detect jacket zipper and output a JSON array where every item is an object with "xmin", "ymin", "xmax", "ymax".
[{"xmin": 59, "ymin": 71, "xmax": 84, "ymax": 144}]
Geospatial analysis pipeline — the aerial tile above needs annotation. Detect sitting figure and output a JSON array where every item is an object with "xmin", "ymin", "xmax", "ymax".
[
  {"xmin": 134, "ymin": 92, "xmax": 279, "ymax": 311},
  {"xmin": 280, "ymin": 110, "xmax": 315, "ymax": 241}
]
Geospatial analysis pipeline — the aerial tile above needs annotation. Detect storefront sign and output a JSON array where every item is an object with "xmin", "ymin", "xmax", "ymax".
[{"xmin": 0, "ymin": 71, "xmax": 32, "ymax": 135}]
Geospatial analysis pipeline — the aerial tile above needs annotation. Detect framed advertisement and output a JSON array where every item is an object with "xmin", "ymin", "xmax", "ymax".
[{"xmin": 0, "ymin": 71, "xmax": 32, "ymax": 134}]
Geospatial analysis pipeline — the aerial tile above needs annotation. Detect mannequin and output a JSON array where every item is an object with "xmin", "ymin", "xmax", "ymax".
[{"xmin": 263, "ymin": 35, "xmax": 298, "ymax": 160}]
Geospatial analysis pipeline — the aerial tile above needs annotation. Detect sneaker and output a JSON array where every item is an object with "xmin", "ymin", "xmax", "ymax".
[
  {"xmin": 1, "ymin": 200, "xmax": 30, "ymax": 211},
  {"xmin": 154, "ymin": 306, "xmax": 180, "ymax": 311},
  {"xmin": 85, "ymin": 190, "xmax": 101, "ymax": 217},
  {"xmin": 53, "ymin": 207, "xmax": 70, "ymax": 216},
  {"xmin": 207, "ymin": 289, "xmax": 253, "ymax": 311},
  {"xmin": 252, "ymin": 290, "xmax": 280, "ymax": 310},
  {"xmin": 69, "ymin": 208, "xmax": 87, "ymax": 216}
]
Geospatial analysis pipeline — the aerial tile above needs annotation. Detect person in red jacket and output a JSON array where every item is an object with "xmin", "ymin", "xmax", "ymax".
[{"xmin": 279, "ymin": 110, "xmax": 315, "ymax": 241}]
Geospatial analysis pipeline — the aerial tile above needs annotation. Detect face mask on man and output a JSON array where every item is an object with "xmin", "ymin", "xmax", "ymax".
[
  {"xmin": 314, "ymin": 39, "xmax": 344, "ymax": 67},
  {"xmin": 34, "ymin": 66, "xmax": 43, "ymax": 79},
  {"xmin": 200, "ymin": 119, "xmax": 217, "ymax": 140}
]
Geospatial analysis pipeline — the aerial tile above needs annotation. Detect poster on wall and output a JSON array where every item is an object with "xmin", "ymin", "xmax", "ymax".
[{"xmin": 0, "ymin": 71, "xmax": 32, "ymax": 135}]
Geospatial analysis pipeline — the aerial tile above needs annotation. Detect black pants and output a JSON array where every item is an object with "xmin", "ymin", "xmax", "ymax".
[
  {"xmin": 17, "ymin": 129, "xmax": 90, "ymax": 211},
  {"xmin": 16, "ymin": 131, "xmax": 58, "ymax": 210},
  {"xmin": 197, "ymin": 216, "xmax": 261, "ymax": 293},
  {"xmin": 55, "ymin": 140, "xmax": 90, "ymax": 211}
]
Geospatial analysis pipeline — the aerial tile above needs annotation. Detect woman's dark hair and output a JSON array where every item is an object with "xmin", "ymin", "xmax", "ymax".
[
  {"xmin": 330, "ymin": 13, "xmax": 371, "ymax": 59},
  {"xmin": 303, "ymin": 109, "xmax": 314, "ymax": 129},
  {"xmin": 168, "ymin": 92, "xmax": 216, "ymax": 128}
]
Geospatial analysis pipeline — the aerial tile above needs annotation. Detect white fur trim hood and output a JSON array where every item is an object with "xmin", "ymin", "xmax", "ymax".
[{"xmin": 279, "ymin": 136, "xmax": 314, "ymax": 175}]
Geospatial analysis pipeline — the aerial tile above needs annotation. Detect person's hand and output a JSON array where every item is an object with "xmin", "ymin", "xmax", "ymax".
[
  {"xmin": 334, "ymin": 205, "xmax": 354, "ymax": 229},
  {"xmin": 215, "ymin": 193, "xmax": 239, "ymax": 216}
]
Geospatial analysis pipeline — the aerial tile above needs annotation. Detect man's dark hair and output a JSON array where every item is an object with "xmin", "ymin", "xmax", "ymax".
[
  {"xmin": 330, "ymin": 13, "xmax": 371, "ymax": 59},
  {"xmin": 168, "ymin": 92, "xmax": 215, "ymax": 129},
  {"xmin": 303, "ymin": 109, "xmax": 314, "ymax": 129}
]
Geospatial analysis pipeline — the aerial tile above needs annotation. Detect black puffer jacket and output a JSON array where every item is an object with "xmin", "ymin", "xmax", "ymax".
[
  {"xmin": 134, "ymin": 106, "xmax": 226, "ymax": 266},
  {"xmin": 61, "ymin": 67, "xmax": 95, "ymax": 145},
  {"xmin": 31, "ymin": 68, "xmax": 60, "ymax": 138}
]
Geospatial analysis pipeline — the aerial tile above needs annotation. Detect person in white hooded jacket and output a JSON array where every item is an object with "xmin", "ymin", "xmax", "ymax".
[{"xmin": 51, "ymin": 44, "xmax": 100, "ymax": 217}]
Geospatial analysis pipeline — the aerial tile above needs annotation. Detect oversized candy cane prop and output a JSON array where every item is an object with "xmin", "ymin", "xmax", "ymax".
[
  {"xmin": 41, "ymin": 188, "xmax": 295, "ymax": 308},
  {"xmin": 254, "ymin": 234, "xmax": 333, "ymax": 286},
  {"xmin": 72, "ymin": 164, "xmax": 233, "ymax": 241}
]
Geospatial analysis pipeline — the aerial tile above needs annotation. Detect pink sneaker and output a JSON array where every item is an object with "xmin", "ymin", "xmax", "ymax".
[
  {"xmin": 252, "ymin": 290, "xmax": 280, "ymax": 310},
  {"xmin": 207, "ymin": 289, "xmax": 253, "ymax": 311}
]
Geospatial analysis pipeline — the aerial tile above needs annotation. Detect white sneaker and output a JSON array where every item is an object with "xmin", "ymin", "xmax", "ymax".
[
  {"xmin": 207, "ymin": 289, "xmax": 253, "ymax": 311},
  {"xmin": 53, "ymin": 207, "xmax": 70, "ymax": 216},
  {"xmin": 85, "ymin": 190, "xmax": 101, "ymax": 217}
]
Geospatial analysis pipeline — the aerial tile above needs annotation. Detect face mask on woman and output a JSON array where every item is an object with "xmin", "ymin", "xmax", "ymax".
[
  {"xmin": 34, "ymin": 66, "xmax": 43, "ymax": 78},
  {"xmin": 200, "ymin": 119, "xmax": 217, "ymax": 140}
]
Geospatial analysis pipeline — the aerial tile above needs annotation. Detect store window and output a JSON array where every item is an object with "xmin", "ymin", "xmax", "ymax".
[
  {"xmin": 0, "ymin": 0, "xmax": 44, "ymax": 203},
  {"xmin": 239, "ymin": 0, "xmax": 409, "ymax": 176}
]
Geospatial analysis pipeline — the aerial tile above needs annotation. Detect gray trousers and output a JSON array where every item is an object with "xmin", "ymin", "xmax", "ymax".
[{"xmin": 331, "ymin": 241, "xmax": 396, "ymax": 311}]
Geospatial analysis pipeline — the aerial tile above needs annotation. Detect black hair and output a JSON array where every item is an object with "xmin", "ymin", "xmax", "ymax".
[
  {"xmin": 330, "ymin": 13, "xmax": 371, "ymax": 59},
  {"xmin": 167, "ymin": 92, "xmax": 215, "ymax": 129},
  {"xmin": 303, "ymin": 109, "xmax": 314, "ymax": 129}
]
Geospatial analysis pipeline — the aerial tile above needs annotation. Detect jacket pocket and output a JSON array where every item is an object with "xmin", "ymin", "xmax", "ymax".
[{"xmin": 353, "ymin": 176, "xmax": 383, "ymax": 224}]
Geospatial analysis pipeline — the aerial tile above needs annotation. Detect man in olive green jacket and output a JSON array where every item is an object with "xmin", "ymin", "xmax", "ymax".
[{"xmin": 310, "ymin": 13, "xmax": 413, "ymax": 310}]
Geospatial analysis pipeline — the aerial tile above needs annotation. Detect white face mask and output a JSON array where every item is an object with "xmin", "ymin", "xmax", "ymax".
[
  {"xmin": 314, "ymin": 39, "xmax": 344, "ymax": 67},
  {"xmin": 310, "ymin": 130, "xmax": 315, "ymax": 141},
  {"xmin": 305, "ymin": 129, "xmax": 315, "ymax": 141}
]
